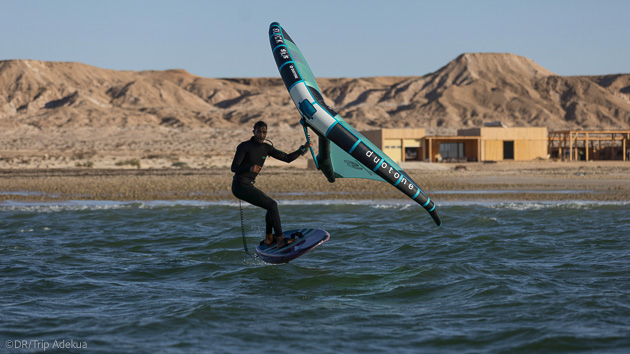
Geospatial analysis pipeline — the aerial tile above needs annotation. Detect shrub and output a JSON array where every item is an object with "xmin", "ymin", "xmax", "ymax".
[
  {"xmin": 116, "ymin": 159, "xmax": 141, "ymax": 169},
  {"xmin": 172, "ymin": 161, "xmax": 190, "ymax": 169}
]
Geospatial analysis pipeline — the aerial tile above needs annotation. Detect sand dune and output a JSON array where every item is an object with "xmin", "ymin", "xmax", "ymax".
[{"xmin": 1, "ymin": 53, "xmax": 629, "ymax": 169}]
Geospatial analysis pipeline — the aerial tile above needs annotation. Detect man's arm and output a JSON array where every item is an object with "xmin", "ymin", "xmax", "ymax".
[
  {"xmin": 231, "ymin": 143, "xmax": 252, "ymax": 174},
  {"xmin": 269, "ymin": 144, "xmax": 309, "ymax": 163}
]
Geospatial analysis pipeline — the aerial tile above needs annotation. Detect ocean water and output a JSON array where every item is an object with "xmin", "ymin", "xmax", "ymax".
[{"xmin": 1, "ymin": 199, "xmax": 630, "ymax": 353}]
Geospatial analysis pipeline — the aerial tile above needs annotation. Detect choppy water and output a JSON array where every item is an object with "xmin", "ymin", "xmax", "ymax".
[{"xmin": 1, "ymin": 199, "xmax": 630, "ymax": 353}]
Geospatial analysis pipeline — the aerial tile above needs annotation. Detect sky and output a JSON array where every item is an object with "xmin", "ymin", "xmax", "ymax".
[{"xmin": 2, "ymin": 0, "xmax": 629, "ymax": 78}]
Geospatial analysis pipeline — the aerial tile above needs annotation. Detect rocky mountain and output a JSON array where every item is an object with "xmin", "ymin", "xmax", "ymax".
[{"xmin": 1, "ymin": 53, "xmax": 629, "ymax": 134}]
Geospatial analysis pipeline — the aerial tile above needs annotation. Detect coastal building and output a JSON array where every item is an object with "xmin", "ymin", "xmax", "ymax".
[
  {"xmin": 360, "ymin": 126, "xmax": 548, "ymax": 162},
  {"xmin": 311, "ymin": 126, "xmax": 629, "ymax": 166},
  {"xmin": 454, "ymin": 126, "xmax": 548, "ymax": 162}
]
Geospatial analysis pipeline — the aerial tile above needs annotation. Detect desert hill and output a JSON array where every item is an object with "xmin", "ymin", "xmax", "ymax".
[
  {"xmin": 2, "ymin": 53, "xmax": 630, "ymax": 132},
  {"xmin": 1, "ymin": 54, "xmax": 629, "ymax": 168}
]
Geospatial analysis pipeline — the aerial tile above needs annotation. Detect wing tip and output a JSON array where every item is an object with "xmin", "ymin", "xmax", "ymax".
[{"xmin": 430, "ymin": 209, "xmax": 442, "ymax": 228}]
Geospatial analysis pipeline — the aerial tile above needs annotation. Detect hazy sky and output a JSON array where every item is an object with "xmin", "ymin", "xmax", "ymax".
[{"xmin": 2, "ymin": 0, "xmax": 628, "ymax": 78}]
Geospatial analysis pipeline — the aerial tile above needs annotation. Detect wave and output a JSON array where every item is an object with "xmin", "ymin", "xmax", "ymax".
[
  {"xmin": 2, "ymin": 198, "xmax": 630, "ymax": 212},
  {"xmin": 465, "ymin": 201, "xmax": 630, "ymax": 211}
]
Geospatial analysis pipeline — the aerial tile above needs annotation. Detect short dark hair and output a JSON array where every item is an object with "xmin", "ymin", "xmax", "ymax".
[{"xmin": 253, "ymin": 121, "xmax": 267, "ymax": 130}]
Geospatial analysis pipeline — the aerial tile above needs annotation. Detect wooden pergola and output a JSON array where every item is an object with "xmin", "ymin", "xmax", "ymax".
[{"xmin": 548, "ymin": 130, "xmax": 630, "ymax": 161}]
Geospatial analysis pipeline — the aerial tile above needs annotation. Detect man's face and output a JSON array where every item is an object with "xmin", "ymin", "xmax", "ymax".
[{"xmin": 253, "ymin": 126, "xmax": 267, "ymax": 143}]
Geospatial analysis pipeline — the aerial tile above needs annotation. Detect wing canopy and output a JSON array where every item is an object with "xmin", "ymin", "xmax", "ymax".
[{"xmin": 269, "ymin": 22, "xmax": 441, "ymax": 227}]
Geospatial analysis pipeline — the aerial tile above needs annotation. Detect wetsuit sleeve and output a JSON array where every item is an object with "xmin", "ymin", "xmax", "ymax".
[
  {"xmin": 231, "ymin": 143, "xmax": 251, "ymax": 174},
  {"xmin": 269, "ymin": 145, "xmax": 308, "ymax": 163}
]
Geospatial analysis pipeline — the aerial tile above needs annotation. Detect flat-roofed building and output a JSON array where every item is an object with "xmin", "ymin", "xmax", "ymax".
[
  {"xmin": 359, "ymin": 126, "xmax": 548, "ymax": 163},
  {"xmin": 455, "ymin": 126, "xmax": 548, "ymax": 162}
]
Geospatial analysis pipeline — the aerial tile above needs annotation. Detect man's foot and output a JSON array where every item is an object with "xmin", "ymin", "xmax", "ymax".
[
  {"xmin": 276, "ymin": 234, "xmax": 295, "ymax": 248},
  {"xmin": 264, "ymin": 233, "xmax": 275, "ymax": 246}
]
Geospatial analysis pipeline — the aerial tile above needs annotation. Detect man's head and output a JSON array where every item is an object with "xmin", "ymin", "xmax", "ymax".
[{"xmin": 253, "ymin": 121, "xmax": 268, "ymax": 143}]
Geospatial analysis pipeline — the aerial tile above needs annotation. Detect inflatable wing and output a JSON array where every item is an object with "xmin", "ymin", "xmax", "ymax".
[{"xmin": 269, "ymin": 22, "xmax": 441, "ymax": 227}]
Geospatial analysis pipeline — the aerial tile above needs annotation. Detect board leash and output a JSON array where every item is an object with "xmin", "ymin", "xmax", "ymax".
[{"xmin": 239, "ymin": 199, "xmax": 258, "ymax": 260}]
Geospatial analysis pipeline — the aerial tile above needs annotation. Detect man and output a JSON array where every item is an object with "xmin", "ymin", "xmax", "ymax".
[{"xmin": 231, "ymin": 121, "xmax": 311, "ymax": 248}]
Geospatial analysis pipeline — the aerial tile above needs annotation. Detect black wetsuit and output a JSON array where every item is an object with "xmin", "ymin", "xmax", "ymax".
[{"xmin": 231, "ymin": 137, "xmax": 307, "ymax": 237}]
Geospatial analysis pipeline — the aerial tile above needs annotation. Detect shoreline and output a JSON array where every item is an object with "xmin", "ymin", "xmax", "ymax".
[{"xmin": 2, "ymin": 160, "xmax": 630, "ymax": 202}]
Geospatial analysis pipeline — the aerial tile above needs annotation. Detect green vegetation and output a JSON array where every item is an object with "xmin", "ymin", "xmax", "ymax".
[
  {"xmin": 171, "ymin": 161, "xmax": 190, "ymax": 169},
  {"xmin": 75, "ymin": 161, "xmax": 94, "ymax": 168},
  {"xmin": 116, "ymin": 159, "xmax": 141, "ymax": 169}
]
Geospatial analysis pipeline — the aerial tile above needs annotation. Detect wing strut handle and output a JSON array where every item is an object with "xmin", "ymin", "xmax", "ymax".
[{"xmin": 300, "ymin": 119, "xmax": 319, "ymax": 169}]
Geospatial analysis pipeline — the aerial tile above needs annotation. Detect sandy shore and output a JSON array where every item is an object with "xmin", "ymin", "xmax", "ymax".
[{"xmin": 2, "ymin": 160, "xmax": 630, "ymax": 202}]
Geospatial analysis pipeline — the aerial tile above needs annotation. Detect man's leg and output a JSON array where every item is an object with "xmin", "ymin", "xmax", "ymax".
[{"xmin": 233, "ymin": 183, "xmax": 283, "ymax": 240}]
